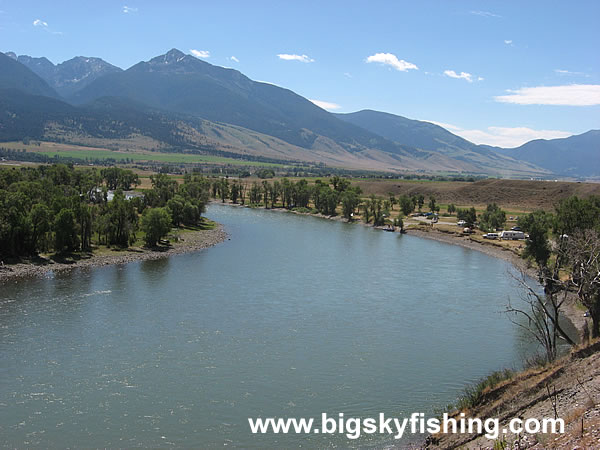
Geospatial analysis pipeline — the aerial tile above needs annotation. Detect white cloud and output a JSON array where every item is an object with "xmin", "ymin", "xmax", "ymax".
[
  {"xmin": 230, "ymin": 56, "xmax": 239, "ymax": 63},
  {"xmin": 444, "ymin": 70, "xmax": 473, "ymax": 82},
  {"xmin": 504, "ymin": 39, "xmax": 513, "ymax": 45},
  {"xmin": 309, "ymin": 99, "xmax": 342, "ymax": 110},
  {"xmin": 365, "ymin": 53, "xmax": 418, "ymax": 72},
  {"xmin": 460, "ymin": 127, "xmax": 573, "ymax": 148},
  {"xmin": 470, "ymin": 10, "xmax": 501, "ymax": 18},
  {"xmin": 190, "ymin": 49, "xmax": 210, "ymax": 59},
  {"xmin": 32, "ymin": 18, "xmax": 62, "ymax": 35},
  {"xmin": 428, "ymin": 121, "xmax": 573, "ymax": 148},
  {"xmin": 256, "ymin": 80, "xmax": 282, "ymax": 87},
  {"xmin": 277, "ymin": 53, "xmax": 314, "ymax": 63},
  {"xmin": 478, "ymin": 76, "xmax": 484, "ymax": 81},
  {"xmin": 428, "ymin": 121, "xmax": 462, "ymax": 131},
  {"xmin": 495, "ymin": 84, "xmax": 600, "ymax": 106},
  {"xmin": 554, "ymin": 69, "xmax": 588, "ymax": 77},
  {"xmin": 344, "ymin": 72, "xmax": 352, "ymax": 78},
  {"xmin": 123, "ymin": 6, "xmax": 138, "ymax": 13}
]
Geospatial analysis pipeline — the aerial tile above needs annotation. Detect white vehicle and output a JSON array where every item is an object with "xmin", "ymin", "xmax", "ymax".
[
  {"xmin": 483, "ymin": 233, "xmax": 499, "ymax": 239},
  {"xmin": 457, "ymin": 220, "xmax": 466, "ymax": 226},
  {"xmin": 500, "ymin": 230, "xmax": 526, "ymax": 240}
]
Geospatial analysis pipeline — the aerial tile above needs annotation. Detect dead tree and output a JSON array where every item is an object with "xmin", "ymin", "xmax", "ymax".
[
  {"xmin": 566, "ymin": 230, "xmax": 600, "ymax": 337},
  {"xmin": 507, "ymin": 269, "xmax": 576, "ymax": 363}
]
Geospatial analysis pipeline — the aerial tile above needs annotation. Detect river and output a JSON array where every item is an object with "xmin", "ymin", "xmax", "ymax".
[{"xmin": 1, "ymin": 204, "xmax": 537, "ymax": 447}]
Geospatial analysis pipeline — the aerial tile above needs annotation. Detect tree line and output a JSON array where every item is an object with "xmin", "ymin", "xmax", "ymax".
[{"xmin": 0, "ymin": 165, "xmax": 212, "ymax": 259}]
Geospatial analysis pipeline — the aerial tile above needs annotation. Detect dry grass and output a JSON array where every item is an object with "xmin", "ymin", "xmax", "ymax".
[
  {"xmin": 354, "ymin": 178, "xmax": 600, "ymax": 211},
  {"xmin": 430, "ymin": 340, "xmax": 600, "ymax": 449}
]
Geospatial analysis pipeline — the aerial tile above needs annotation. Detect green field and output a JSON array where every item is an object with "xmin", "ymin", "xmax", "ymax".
[{"xmin": 21, "ymin": 146, "xmax": 284, "ymax": 168}]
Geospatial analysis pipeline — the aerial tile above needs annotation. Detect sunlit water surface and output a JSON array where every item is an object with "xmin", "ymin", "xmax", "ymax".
[{"xmin": 1, "ymin": 204, "xmax": 542, "ymax": 447}]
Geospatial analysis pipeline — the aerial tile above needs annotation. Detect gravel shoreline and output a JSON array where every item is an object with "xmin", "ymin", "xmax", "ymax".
[
  {"xmin": 404, "ymin": 228, "xmax": 534, "ymax": 275},
  {"xmin": 0, "ymin": 224, "xmax": 228, "ymax": 283}
]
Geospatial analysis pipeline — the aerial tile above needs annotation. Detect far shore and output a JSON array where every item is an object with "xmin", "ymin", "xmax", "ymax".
[{"xmin": 0, "ymin": 224, "xmax": 228, "ymax": 283}]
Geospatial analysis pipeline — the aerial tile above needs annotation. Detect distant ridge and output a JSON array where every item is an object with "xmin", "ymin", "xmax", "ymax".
[
  {"xmin": 500, "ymin": 130, "xmax": 600, "ymax": 178},
  {"xmin": 0, "ymin": 51, "xmax": 59, "ymax": 98},
  {"xmin": 6, "ymin": 52, "xmax": 122, "ymax": 97},
  {"xmin": 335, "ymin": 109, "xmax": 547, "ymax": 176}
]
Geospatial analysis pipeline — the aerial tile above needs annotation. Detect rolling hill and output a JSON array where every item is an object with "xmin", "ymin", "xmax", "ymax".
[
  {"xmin": 335, "ymin": 109, "xmax": 478, "ymax": 152},
  {"xmin": 335, "ymin": 110, "xmax": 548, "ymax": 177}
]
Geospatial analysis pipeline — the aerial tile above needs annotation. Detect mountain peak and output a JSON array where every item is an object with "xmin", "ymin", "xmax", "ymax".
[
  {"xmin": 139, "ymin": 48, "xmax": 208, "ymax": 74},
  {"xmin": 7, "ymin": 52, "xmax": 121, "ymax": 97},
  {"xmin": 161, "ymin": 48, "xmax": 187, "ymax": 63},
  {"xmin": 5, "ymin": 51, "xmax": 17, "ymax": 60}
]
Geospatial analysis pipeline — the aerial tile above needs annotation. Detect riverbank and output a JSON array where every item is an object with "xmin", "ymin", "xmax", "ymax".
[
  {"xmin": 404, "ymin": 227, "xmax": 533, "ymax": 275},
  {"xmin": 425, "ymin": 339, "xmax": 600, "ymax": 449},
  {"xmin": 0, "ymin": 224, "xmax": 227, "ymax": 283}
]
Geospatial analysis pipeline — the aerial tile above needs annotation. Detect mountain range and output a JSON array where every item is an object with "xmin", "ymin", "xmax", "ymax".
[
  {"xmin": 0, "ymin": 48, "xmax": 597, "ymax": 178},
  {"xmin": 6, "ymin": 52, "xmax": 122, "ymax": 97}
]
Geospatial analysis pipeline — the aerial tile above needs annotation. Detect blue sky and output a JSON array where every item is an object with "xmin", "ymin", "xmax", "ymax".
[{"xmin": 1, "ymin": 0, "xmax": 599, "ymax": 147}]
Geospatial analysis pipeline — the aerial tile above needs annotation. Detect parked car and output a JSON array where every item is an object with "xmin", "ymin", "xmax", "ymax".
[
  {"xmin": 511, "ymin": 226, "xmax": 522, "ymax": 231},
  {"xmin": 457, "ymin": 220, "xmax": 466, "ymax": 226},
  {"xmin": 483, "ymin": 233, "xmax": 499, "ymax": 239}
]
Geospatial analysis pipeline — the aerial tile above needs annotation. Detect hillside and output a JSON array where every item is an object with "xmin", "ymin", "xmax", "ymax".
[
  {"xmin": 71, "ymin": 50, "xmax": 429, "ymax": 156},
  {"xmin": 1, "ymin": 89, "xmax": 451, "ymax": 172},
  {"xmin": 336, "ymin": 109, "xmax": 479, "ymax": 153},
  {"xmin": 0, "ymin": 52, "xmax": 58, "ymax": 98},
  {"xmin": 500, "ymin": 130, "xmax": 600, "ymax": 178},
  {"xmin": 336, "ymin": 110, "xmax": 600, "ymax": 179},
  {"xmin": 0, "ymin": 89, "xmax": 195, "ymax": 147},
  {"xmin": 335, "ymin": 110, "xmax": 551, "ymax": 177},
  {"xmin": 429, "ymin": 342, "xmax": 600, "ymax": 449}
]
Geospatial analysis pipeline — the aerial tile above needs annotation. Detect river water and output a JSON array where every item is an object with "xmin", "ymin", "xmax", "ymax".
[{"xmin": 1, "ymin": 204, "xmax": 537, "ymax": 447}]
